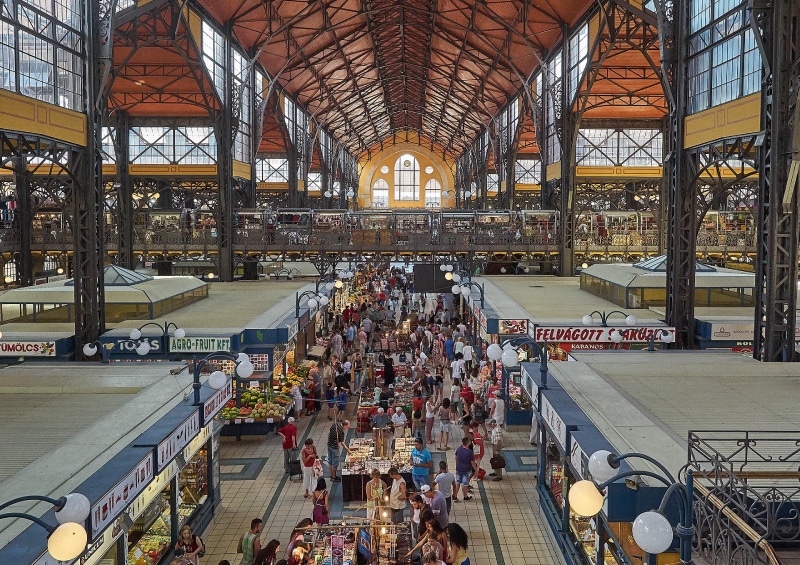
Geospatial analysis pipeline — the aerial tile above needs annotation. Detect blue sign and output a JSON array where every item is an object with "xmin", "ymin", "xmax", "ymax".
[{"xmin": 357, "ymin": 529, "xmax": 371, "ymax": 559}]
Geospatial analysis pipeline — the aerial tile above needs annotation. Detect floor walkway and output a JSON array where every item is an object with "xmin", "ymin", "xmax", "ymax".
[{"xmin": 202, "ymin": 379, "xmax": 564, "ymax": 565}]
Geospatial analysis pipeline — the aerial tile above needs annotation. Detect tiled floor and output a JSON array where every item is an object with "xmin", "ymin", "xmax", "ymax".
[{"xmin": 202, "ymin": 379, "xmax": 565, "ymax": 565}]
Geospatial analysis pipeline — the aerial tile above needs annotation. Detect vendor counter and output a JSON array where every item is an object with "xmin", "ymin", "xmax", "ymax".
[
  {"xmin": 340, "ymin": 438, "xmax": 414, "ymax": 503},
  {"xmin": 305, "ymin": 522, "xmax": 412, "ymax": 565}
]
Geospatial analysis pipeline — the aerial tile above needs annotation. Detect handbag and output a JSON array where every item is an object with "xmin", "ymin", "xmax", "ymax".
[
  {"xmin": 489, "ymin": 455, "xmax": 507, "ymax": 469},
  {"xmin": 312, "ymin": 458, "xmax": 324, "ymax": 479}
]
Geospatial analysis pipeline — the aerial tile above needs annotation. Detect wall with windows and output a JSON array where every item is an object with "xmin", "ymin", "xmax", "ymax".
[{"xmin": 359, "ymin": 144, "xmax": 454, "ymax": 209}]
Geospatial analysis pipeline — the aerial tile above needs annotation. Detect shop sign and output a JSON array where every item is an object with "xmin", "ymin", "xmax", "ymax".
[
  {"xmin": 126, "ymin": 459, "xmax": 179, "ymax": 523},
  {"xmin": 0, "ymin": 340, "xmax": 56, "ymax": 356},
  {"xmin": 357, "ymin": 529, "xmax": 372, "ymax": 559},
  {"xmin": 541, "ymin": 396, "xmax": 568, "ymax": 450},
  {"xmin": 533, "ymin": 326, "xmax": 675, "ymax": 343},
  {"xmin": 520, "ymin": 366, "xmax": 539, "ymax": 409},
  {"xmin": 169, "ymin": 336, "xmax": 231, "ymax": 353},
  {"xmin": 499, "ymin": 319, "xmax": 527, "ymax": 335},
  {"xmin": 479, "ymin": 311, "xmax": 487, "ymax": 333},
  {"xmin": 707, "ymin": 322, "xmax": 753, "ymax": 341},
  {"xmin": 79, "ymin": 517, "xmax": 125, "ymax": 565},
  {"xmin": 331, "ymin": 535, "xmax": 345, "ymax": 565},
  {"xmin": 157, "ymin": 412, "xmax": 201, "ymax": 470},
  {"xmin": 113, "ymin": 338, "xmax": 161, "ymax": 354},
  {"xmin": 91, "ymin": 452, "xmax": 154, "ymax": 541},
  {"xmin": 570, "ymin": 438, "xmax": 587, "ymax": 480},
  {"xmin": 203, "ymin": 380, "xmax": 233, "ymax": 425}
]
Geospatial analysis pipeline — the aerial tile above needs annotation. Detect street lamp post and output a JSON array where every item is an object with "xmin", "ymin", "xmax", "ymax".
[
  {"xmin": 295, "ymin": 289, "xmax": 330, "ymax": 318},
  {"xmin": 582, "ymin": 310, "xmax": 637, "ymax": 327},
  {"xmin": 0, "ymin": 493, "xmax": 91, "ymax": 561},
  {"xmin": 192, "ymin": 351, "xmax": 254, "ymax": 406},
  {"xmin": 647, "ymin": 328, "xmax": 676, "ymax": 351},
  {"xmin": 487, "ymin": 335, "xmax": 549, "ymax": 388},
  {"xmin": 129, "ymin": 321, "xmax": 186, "ymax": 357},
  {"xmin": 569, "ymin": 450, "xmax": 695, "ymax": 565}
]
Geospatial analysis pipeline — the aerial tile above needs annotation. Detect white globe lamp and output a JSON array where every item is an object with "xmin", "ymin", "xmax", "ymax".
[
  {"xmin": 451, "ymin": 284, "xmax": 461, "ymax": 295},
  {"xmin": 501, "ymin": 348, "xmax": 519, "ymax": 367},
  {"xmin": 486, "ymin": 343, "xmax": 503, "ymax": 361},
  {"xmin": 452, "ymin": 273, "xmax": 461, "ymax": 283},
  {"xmin": 662, "ymin": 331, "xmax": 675, "ymax": 344},
  {"xmin": 55, "ymin": 493, "xmax": 90, "ymax": 524},
  {"xmin": 582, "ymin": 314, "xmax": 594, "ymax": 326},
  {"xmin": 445, "ymin": 272, "xmax": 453, "ymax": 281},
  {"xmin": 568, "ymin": 480, "xmax": 605, "ymax": 517},
  {"xmin": 319, "ymin": 295, "xmax": 329, "ymax": 306},
  {"xmin": 135, "ymin": 341, "xmax": 151, "ymax": 356},
  {"xmin": 173, "ymin": 328, "xmax": 186, "ymax": 339},
  {"xmin": 307, "ymin": 297, "xmax": 318, "ymax": 309},
  {"xmin": 460, "ymin": 286, "xmax": 470, "ymax": 297},
  {"xmin": 588, "ymin": 450, "xmax": 619, "ymax": 483},
  {"xmin": 129, "ymin": 328, "xmax": 142, "ymax": 340},
  {"xmin": 82, "ymin": 343, "xmax": 98, "ymax": 357},
  {"xmin": 236, "ymin": 361, "xmax": 255, "ymax": 378},
  {"xmin": 48, "ymin": 522, "xmax": 87, "ymax": 561},
  {"xmin": 610, "ymin": 330, "xmax": 624, "ymax": 344},
  {"xmin": 632, "ymin": 511, "xmax": 674, "ymax": 554},
  {"xmin": 237, "ymin": 352, "xmax": 251, "ymax": 364},
  {"xmin": 625, "ymin": 315, "xmax": 638, "ymax": 326},
  {"xmin": 208, "ymin": 370, "xmax": 228, "ymax": 390}
]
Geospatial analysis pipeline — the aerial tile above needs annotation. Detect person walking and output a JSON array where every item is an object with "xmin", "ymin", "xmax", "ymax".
[
  {"xmin": 420, "ymin": 485, "xmax": 449, "ymax": 528},
  {"xmin": 311, "ymin": 478, "xmax": 329, "ymax": 525},
  {"xmin": 277, "ymin": 417, "xmax": 298, "ymax": 474},
  {"xmin": 433, "ymin": 461, "xmax": 455, "ymax": 513},
  {"xmin": 388, "ymin": 466, "xmax": 408, "ymax": 524},
  {"xmin": 488, "ymin": 419, "xmax": 505, "ymax": 481},
  {"xmin": 489, "ymin": 389, "xmax": 505, "ymax": 428},
  {"xmin": 436, "ymin": 398, "xmax": 451, "ymax": 451},
  {"xmin": 410, "ymin": 437, "xmax": 433, "ymax": 490},
  {"xmin": 253, "ymin": 539, "xmax": 281, "ymax": 565},
  {"xmin": 300, "ymin": 438, "xmax": 317, "ymax": 498},
  {"xmin": 327, "ymin": 419, "xmax": 351, "ymax": 482},
  {"xmin": 453, "ymin": 437, "xmax": 476, "ymax": 502},
  {"xmin": 424, "ymin": 396, "xmax": 437, "ymax": 445},
  {"xmin": 237, "ymin": 518, "xmax": 263, "ymax": 565}
]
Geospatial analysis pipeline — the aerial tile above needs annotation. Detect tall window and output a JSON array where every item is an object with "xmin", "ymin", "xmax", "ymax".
[
  {"xmin": 687, "ymin": 0, "xmax": 761, "ymax": 113},
  {"xmin": 487, "ymin": 174, "xmax": 498, "ymax": 194},
  {"xmin": 394, "ymin": 154, "xmax": 419, "ymax": 201},
  {"xmin": 307, "ymin": 172, "xmax": 322, "ymax": 192},
  {"xmin": 0, "ymin": 0, "xmax": 84, "ymax": 110},
  {"xmin": 424, "ymin": 179, "xmax": 441, "ymax": 208},
  {"xmin": 372, "ymin": 179, "xmax": 389, "ymax": 208},
  {"xmin": 544, "ymin": 51, "xmax": 563, "ymax": 164},
  {"xmin": 576, "ymin": 129, "xmax": 662, "ymax": 167},
  {"xmin": 201, "ymin": 21, "xmax": 226, "ymax": 100},
  {"xmin": 567, "ymin": 24, "xmax": 589, "ymax": 104}
]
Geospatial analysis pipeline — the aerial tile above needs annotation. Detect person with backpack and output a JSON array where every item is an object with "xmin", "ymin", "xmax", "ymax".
[{"xmin": 175, "ymin": 525, "xmax": 204, "ymax": 565}]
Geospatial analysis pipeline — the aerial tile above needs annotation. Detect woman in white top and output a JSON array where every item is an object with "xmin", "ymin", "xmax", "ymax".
[{"xmin": 425, "ymin": 397, "xmax": 437, "ymax": 445}]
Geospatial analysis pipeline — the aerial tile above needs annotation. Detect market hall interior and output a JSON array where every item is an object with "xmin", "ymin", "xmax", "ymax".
[{"xmin": 0, "ymin": 272, "xmax": 799, "ymax": 565}]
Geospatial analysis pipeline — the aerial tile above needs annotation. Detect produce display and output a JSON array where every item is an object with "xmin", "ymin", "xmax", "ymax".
[
  {"xmin": 342, "ymin": 438, "xmax": 413, "ymax": 475},
  {"xmin": 220, "ymin": 393, "xmax": 287, "ymax": 422}
]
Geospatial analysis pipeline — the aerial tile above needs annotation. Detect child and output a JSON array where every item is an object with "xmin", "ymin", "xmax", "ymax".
[
  {"xmin": 336, "ymin": 387, "xmax": 348, "ymax": 418},
  {"xmin": 325, "ymin": 382, "xmax": 336, "ymax": 420}
]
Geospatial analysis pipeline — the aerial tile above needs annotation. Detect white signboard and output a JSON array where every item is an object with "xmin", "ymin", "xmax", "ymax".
[
  {"xmin": 707, "ymin": 322, "xmax": 754, "ymax": 341},
  {"xmin": 0, "ymin": 341, "xmax": 56, "ymax": 356},
  {"xmin": 534, "ymin": 326, "xmax": 675, "ymax": 343},
  {"xmin": 169, "ymin": 336, "xmax": 231, "ymax": 353},
  {"xmin": 91, "ymin": 452, "xmax": 154, "ymax": 540},
  {"xmin": 157, "ymin": 412, "xmax": 200, "ymax": 470},
  {"xmin": 540, "ymin": 395, "xmax": 568, "ymax": 450},
  {"xmin": 203, "ymin": 380, "xmax": 233, "ymax": 425},
  {"xmin": 570, "ymin": 437, "xmax": 587, "ymax": 480}
]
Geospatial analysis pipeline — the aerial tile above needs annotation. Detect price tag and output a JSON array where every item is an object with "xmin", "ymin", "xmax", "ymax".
[
  {"xmin": 249, "ymin": 381, "xmax": 260, "ymax": 389},
  {"xmin": 267, "ymin": 418, "xmax": 274, "ymax": 423},
  {"xmin": 245, "ymin": 418, "xmax": 255, "ymax": 423},
  {"xmin": 235, "ymin": 419, "xmax": 242, "ymax": 424}
]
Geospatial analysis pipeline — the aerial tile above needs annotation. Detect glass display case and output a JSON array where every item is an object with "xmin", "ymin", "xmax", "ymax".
[
  {"xmin": 177, "ymin": 449, "xmax": 207, "ymax": 527},
  {"xmin": 127, "ymin": 493, "xmax": 171, "ymax": 565}
]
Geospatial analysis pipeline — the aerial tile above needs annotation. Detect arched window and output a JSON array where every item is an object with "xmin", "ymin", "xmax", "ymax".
[
  {"xmin": 424, "ymin": 179, "xmax": 442, "ymax": 208},
  {"xmin": 394, "ymin": 154, "xmax": 419, "ymax": 201},
  {"xmin": 372, "ymin": 178, "xmax": 389, "ymax": 208}
]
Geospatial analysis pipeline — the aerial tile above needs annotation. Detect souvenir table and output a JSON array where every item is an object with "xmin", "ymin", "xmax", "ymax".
[
  {"xmin": 305, "ymin": 523, "xmax": 412, "ymax": 565},
  {"xmin": 356, "ymin": 389, "xmax": 415, "ymax": 433},
  {"xmin": 340, "ymin": 438, "xmax": 414, "ymax": 503}
]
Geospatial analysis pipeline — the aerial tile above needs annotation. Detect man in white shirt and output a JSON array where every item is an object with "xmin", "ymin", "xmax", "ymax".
[
  {"xmin": 461, "ymin": 343, "xmax": 474, "ymax": 371},
  {"xmin": 489, "ymin": 389, "xmax": 505, "ymax": 427}
]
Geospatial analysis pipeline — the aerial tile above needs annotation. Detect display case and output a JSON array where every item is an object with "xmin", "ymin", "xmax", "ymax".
[
  {"xmin": 177, "ymin": 449, "xmax": 207, "ymax": 527},
  {"xmin": 127, "ymin": 493, "xmax": 171, "ymax": 565}
]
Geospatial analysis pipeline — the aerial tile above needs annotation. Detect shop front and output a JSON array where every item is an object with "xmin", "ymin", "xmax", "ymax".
[
  {"xmin": 340, "ymin": 437, "xmax": 414, "ymax": 503},
  {"xmin": 0, "ymin": 334, "xmax": 72, "ymax": 360},
  {"xmin": 524, "ymin": 364, "xmax": 675, "ymax": 565}
]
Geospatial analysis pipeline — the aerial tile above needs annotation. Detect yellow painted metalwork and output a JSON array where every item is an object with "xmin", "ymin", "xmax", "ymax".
[
  {"xmin": 683, "ymin": 93, "xmax": 761, "ymax": 149},
  {"xmin": 232, "ymin": 159, "xmax": 251, "ymax": 180},
  {"xmin": 128, "ymin": 164, "xmax": 217, "ymax": 176},
  {"xmin": 574, "ymin": 165, "xmax": 663, "ymax": 178},
  {"xmin": 0, "ymin": 89, "xmax": 87, "ymax": 146},
  {"xmin": 545, "ymin": 161, "xmax": 561, "ymax": 180}
]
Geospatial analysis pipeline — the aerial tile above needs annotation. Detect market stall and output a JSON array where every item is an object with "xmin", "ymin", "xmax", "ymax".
[
  {"xmin": 356, "ymin": 387, "xmax": 415, "ymax": 434},
  {"xmin": 340, "ymin": 438, "xmax": 414, "ymax": 503},
  {"xmin": 303, "ymin": 523, "xmax": 412, "ymax": 565}
]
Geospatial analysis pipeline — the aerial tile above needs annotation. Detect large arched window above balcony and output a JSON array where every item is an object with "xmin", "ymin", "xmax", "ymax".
[
  {"xmin": 424, "ymin": 179, "xmax": 442, "ymax": 208},
  {"xmin": 372, "ymin": 178, "xmax": 389, "ymax": 208},
  {"xmin": 394, "ymin": 154, "xmax": 419, "ymax": 201}
]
